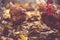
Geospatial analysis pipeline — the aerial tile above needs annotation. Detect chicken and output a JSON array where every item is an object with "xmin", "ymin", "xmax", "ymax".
[
  {"xmin": 10, "ymin": 3, "xmax": 27, "ymax": 25},
  {"xmin": 41, "ymin": 8, "xmax": 60, "ymax": 31},
  {"xmin": 41, "ymin": 1, "xmax": 60, "ymax": 30}
]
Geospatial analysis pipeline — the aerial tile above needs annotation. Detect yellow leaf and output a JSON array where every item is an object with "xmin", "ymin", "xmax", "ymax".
[
  {"xmin": 19, "ymin": 34, "xmax": 27, "ymax": 40},
  {"xmin": 4, "ymin": 9, "xmax": 11, "ymax": 18}
]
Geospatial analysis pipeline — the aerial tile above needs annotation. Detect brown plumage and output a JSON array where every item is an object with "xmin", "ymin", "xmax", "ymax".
[
  {"xmin": 41, "ymin": 13, "xmax": 60, "ymax": 30},
  {"xmin": 10, "ymin": 3, "xmax": 27, "ymax": 25}
]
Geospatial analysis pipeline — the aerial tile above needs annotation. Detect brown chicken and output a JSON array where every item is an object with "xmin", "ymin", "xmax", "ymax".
[
  {"xmin": 41, "ymin": 1, "xmax": 60, "ymax": 31},
  {"xmin": 10, "ymin": 3, "xmax": 27, "ymax": 25},
  {"xmin": 41, "ymin": 8, "xmax": 60, "ymax": 31}
]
